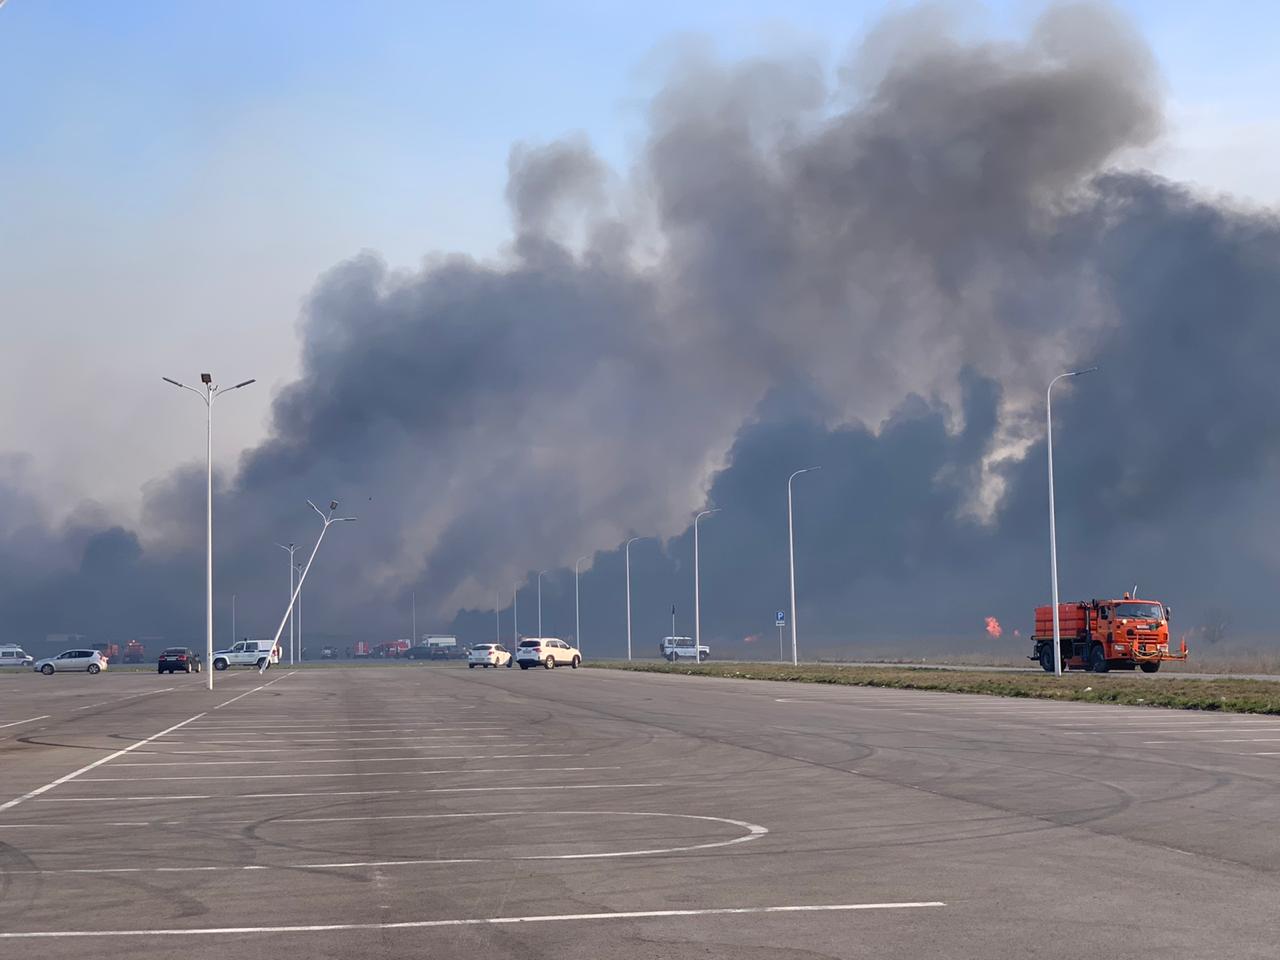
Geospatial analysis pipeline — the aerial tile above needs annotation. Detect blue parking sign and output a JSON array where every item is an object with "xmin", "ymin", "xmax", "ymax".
[{"xmin": 776, "ymin": 610, "xmax": 786, "ymax": 626}]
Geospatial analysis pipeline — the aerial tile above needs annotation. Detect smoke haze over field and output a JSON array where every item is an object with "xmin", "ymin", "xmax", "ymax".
[{"xmin": 2, "ymin": 3, "xmax": 1279, "ymax": 655}]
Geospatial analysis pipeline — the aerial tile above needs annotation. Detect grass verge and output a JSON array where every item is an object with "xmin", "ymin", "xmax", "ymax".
[{"xmin": 584, "ymin": 661, "xmax": 1280, "ymax": 714}]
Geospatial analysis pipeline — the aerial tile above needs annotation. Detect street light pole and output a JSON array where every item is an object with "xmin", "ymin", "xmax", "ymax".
[
  {"xmin": 496, "ymin": 589, "xmax": 501, "ymax": 645},
  {"xmin": 575, "ymin": 556, "xmax": 589, "ymax": 653},
  {"xmin": 411, "ymin": 591, "xmax": 417, "ymax": 648},
  {"xmin": 513, "ymin": 583, "xmax": 519, "ymax": 645},
  {"xmin": 1047, "ymin": 367, "xmax": 1098, "ymax": 677},
  {"xmin": 163, "ymin": 373, "xmax": 255, "ymax": 691},
  {"xmin": 275, "ymin": 543, "xmax": 298, "ymax": 665},
  {"xmin": 625, "ymin": 537, "xmax": 648, "ymax": 661},
  {"xmin": 537, "ymin": 570, "xmax": 546, "ymax": 638},
  {"xmin": 787, "ymin": 467, "xmax": 821, "ymax": 666},
  {"xmin": 264, "ymin": 500, "xmax": 357, "ymax": 673},
  {"xmin": 295, "ymin": 562, "xmax": 304, "ymax": 662},
  {"xmin": 694, "ymin": 509, "xmax": 720, "ymax": 653}
]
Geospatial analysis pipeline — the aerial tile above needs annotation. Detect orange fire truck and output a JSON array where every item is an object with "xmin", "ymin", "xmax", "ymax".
[{"xmin": 1030, "ymin": 594, "xmax": 1188, "ymax": 673}]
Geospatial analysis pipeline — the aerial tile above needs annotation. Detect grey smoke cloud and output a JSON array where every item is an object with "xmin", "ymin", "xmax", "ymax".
[{"xmin": 2, "ymin": 4, "xmax": 1277, "ymax": 654}]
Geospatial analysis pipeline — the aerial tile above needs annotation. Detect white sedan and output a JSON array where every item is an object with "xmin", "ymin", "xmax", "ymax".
[
  {"xmin": 468, "ymin": 643, "xmax": 512, "ymax": 668},
  {"xmin": 34, "ymin": 649, "xmax": 108, "ymax": 675}
]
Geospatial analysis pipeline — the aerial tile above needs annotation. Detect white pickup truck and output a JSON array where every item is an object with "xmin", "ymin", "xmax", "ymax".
[
  {"xmin": 212, "ymin": 639, "xmax": 281, "ymax": 671},
  {"xmin": 659, "ymin": 636, "xmax": 710, "ymax": 662}
]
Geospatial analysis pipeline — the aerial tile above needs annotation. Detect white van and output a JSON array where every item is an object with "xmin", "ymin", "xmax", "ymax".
[{"xmin": 0, "ymin": 644, "xmax": 34, "ymax": 667}]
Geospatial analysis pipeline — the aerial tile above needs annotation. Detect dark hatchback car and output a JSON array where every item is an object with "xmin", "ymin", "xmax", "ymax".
[{"xmin": 157, "ymin": 647, "xmax": 202, "ymax": 674}]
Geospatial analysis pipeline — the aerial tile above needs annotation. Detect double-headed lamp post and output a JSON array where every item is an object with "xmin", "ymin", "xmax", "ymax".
[
  {"xmin": 264, "ymin": 500, "xmax": 357, "ymax": 673},
  {"xmin": 275, "ymin": 542, "xmax": 298, "ymax": 665},
  {"xmin": 694, "ymin": 509, "xmax": 720, "ymax": 653},
  {"xmin": 625, "ymin": 537, "xmax": 649, "ymax": 661},
  {"xmin": 1047, "ymin": 367, "xmax": 1098, "ymax": 677},
  {"xmin": 575, "ymin": 556, "xmax": 589, "ymax": 653},
  {"xmin": 787, "ymin": 466, "xmax": 821, "ymax": 666},
  {"xmin": 163, "ymin": 372, "xmax": 255, "ymax": 691}
]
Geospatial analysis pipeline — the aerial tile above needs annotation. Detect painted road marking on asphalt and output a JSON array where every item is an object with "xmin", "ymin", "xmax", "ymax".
[
  {"xmin": 1143, "ymin": 738, "xmax": 1280, "ymax": 744},
  {"xmin": 0, "ymin": 715, "xmax": 50, "ymax": 729},
  {"xmin": 80, "ymin": 762, "xmax": 606, "ymax": 782},
  {"xmin": 112, "ymin": 753, "xmax": 552, "ymax": 766},
  {"xmin": 35, "ymin": 783, "xmax": 666, "ymax": 802},
  {"xmin": 131, "ymin": 744, "xmax": 534, "ymax": 755},
  {"xmin": 149, "ymin": 742, "xmax": 514, "ymax": 747},
  {"xmin": 212, "ymin": 671, "xmax": 294, "ymax": 709},
  {"xmin": 160, "ymin": 742, "xmax": 519, "ymax": 747},
  {"xmin": 0, "ymin": 901, "xmax": 946, "ymax": 937},
  {"xmin": 72, "ymin": 688, "xmax": 175, "ymax": 711},
  {"xmin": 0, "ymin": 712, "xmax": 207, "ymax": 814},
  {"xmin": 20, "ymin": 811, "xmax": 768, "ymax": 874}
]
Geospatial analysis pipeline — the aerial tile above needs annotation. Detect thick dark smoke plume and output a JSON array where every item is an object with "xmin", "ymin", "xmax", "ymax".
[{"xmin": 3, "ymin": 3, "xmax": 1279, "ymax": 656}]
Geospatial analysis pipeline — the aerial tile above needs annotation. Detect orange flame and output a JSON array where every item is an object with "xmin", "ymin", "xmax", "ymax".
[{"xmin": 985, "ymin": 616, "xmax": 1003, "ymax": 639}]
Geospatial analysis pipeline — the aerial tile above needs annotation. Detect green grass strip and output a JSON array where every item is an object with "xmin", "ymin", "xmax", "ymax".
[{"xmin": 584, "ymin": 661, "xmax": 1280, "ymax": 714}]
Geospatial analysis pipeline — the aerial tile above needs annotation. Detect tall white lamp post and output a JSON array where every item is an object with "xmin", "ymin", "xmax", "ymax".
[
  {"xmin": 163, "ymin": 372, "xmax": 255, "ymax": 691},
  {"xmin": 787, "ymin": 467, "xmax": 821, "ymax": 666},
  {"xmin": 1047, "ymin": 368, "xmax": 1097, "ymax": 677}
]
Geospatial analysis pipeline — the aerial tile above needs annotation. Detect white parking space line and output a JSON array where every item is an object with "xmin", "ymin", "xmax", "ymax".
[
  {"xmin": 36, "ymin": 782, "xmax": 666, "ymax": 802},
  {"xmin": 81, "ymin": 762, "xmax": 602, "ymax": 782},
  {"xmin": 154, "ymin": 742, "xmax": 519, "ymax": 747},
  {"xmin": 160, "ymin": 735, "xmax": 520, "ymax": 743},
  {"xmin": 212, "ymin": 672, "xmax": 294, "ymax": 709},
  {"xmin": 0, "ymin": 715, "xmax": 50, "ymax": 729},
  {"xmin": 72, "ymin": 688, "xmax": 175, "ymax": 711},
  {"xmin": 0, "ymin": 901, "xmax": 946, "ymax": 938},
  {"xmin": 133, "ymin": 744, "xmax": 535, "ymax": 755},
  {"xmin": 1143, "ymin": 738, "xmax": 1280, "ymax": 744},
  {"xmin": 113, "ymin": 753, "xmax": 550, "ymax": 766},
  {"xmin": 0, "ymin": 712, "xmax": 206, "ymax": 814},
  {"xmin": 1067, "ymin": 727, "xmax": 1280, "ymax": 736}
]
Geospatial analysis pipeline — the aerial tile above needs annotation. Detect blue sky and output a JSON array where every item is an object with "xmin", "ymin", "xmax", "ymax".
[{"xmin": 1, "ymin": 1, "xmax": 1277, "ymax": 518}]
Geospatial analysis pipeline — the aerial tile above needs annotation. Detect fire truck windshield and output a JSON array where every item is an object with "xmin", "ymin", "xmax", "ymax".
[{"xmin": 1115, "ymin": 602, "xmax": 1163, "ymax": 620}]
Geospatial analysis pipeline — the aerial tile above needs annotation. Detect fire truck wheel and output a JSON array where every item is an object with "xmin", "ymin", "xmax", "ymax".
[
  {"xmin": 1140, "ymin": 661, "xmax": 1160, "ymax": 673},
  {"xmin": 1039, "ymin": 646, "xmax": 1055, "ymax": 673},
  {"xmin": 1089, "ymin": 645, "xmax": 1109, "ymax": 673}
]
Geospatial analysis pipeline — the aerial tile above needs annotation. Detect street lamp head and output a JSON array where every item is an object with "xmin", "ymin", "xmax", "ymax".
[
  {"xmin": 200, "ymin": 373, "xmax": 212, "ymax": 384},
  {"xmin": 161, "ymin": 376, "xmax": 185, "ymax": 389},
  {"xmin": 1070, "ymin": 366, "xmax": 1099, "ymax": 377}
]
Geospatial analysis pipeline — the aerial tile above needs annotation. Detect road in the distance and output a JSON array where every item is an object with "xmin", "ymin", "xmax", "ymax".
[{"xmin": 0, "ymin": 664, "xmax": 1276, "ymax": 958}]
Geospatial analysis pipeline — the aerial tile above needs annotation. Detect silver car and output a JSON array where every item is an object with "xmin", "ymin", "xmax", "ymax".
[{"xmin": 33, "ymin": 649, "xmax": 108, "ymax": 675}]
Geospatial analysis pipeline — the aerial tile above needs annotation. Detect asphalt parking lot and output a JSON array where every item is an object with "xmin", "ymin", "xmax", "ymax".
[{"xmin": 1, "ymin": 663, "xmax": 1278, "ymax": 958}]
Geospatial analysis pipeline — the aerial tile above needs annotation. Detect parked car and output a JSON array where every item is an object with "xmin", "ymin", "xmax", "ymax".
[
  {"xmin": 660, "ymin": 636, "xmax": 710, "ymax": 662},
  {"xmin": 0, "ymin": 644, "xmax": 34, "ymax": 667},
  {"xmin": 211, "ymin": 639, "xmax": 280, "ymax": 671},
  {"xmin": 514, "ymin": 638, "xmax": 581, "ymax": 670},
  {"xmin": 33, "ymin": 649, "xmax": 108, "ymax": 675},
  {"xmin": 320, "ymin": 646, "xmax": 337, "ymax": 660},
  {"xmin": 157, "ymin": 647, "xmax": 202, "ymax": 674},
  {"xmin": 468, "ymin": 643, "xmax": 512, "ymax": 668}
]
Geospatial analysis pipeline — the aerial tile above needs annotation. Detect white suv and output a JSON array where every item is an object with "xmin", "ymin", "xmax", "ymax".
[
  {"xmin": 212, "ymin": 639, "xmax": 281, "ymax": 671},
  {"xmin": 468, "ymin": 643, "xmax": 512, "ymax": 668},
  {"xmin": 514, "ymin": 638, "xmax": 581, "ymax": 670},
  {"xmin": 660, "ymin": 636, "xmax": 710, "ymax": 662}
]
